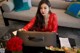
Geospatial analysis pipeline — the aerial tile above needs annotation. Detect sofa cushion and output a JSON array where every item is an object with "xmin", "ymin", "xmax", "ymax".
[
  {"xmin": 50, "ymin": 0, "xmax": 70, "ymax": 9},
  {"xmin": 66, "ymin": 2, "xmax": 80, "ymax": 18},
  {"xmin": 51, "ymin": 8, "xmax": 80, "ymax": 28},
  {"xmin": 32, "ymin": 0, "xmax": 70, "ymax": 9},
  {"xmin": 31, "ymin": 0, "xmax": 41, "ymax": 7},
  {"xmin": 3, "ymin": 7, "xmax": 37, "ymax": 21},
  {"xmin": 2, "ymin": 1, "xmax": 14, "ymax": 12}
]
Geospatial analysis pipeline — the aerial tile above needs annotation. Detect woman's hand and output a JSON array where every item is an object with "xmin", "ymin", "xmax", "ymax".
[
  {"xmin": 51, "ymin": 31, "xmax": 58, "ymax": 35},
  {"xmin": 56, "ymin": 33, "xmax": 59, "ymax": 35},
  {"xmin": 18, "ymin": 28, "xmax": 26, "ymax": 31}
]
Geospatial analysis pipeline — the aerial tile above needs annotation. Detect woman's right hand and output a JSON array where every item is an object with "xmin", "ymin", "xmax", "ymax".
[{"xmin": 18, "ymin": 28, "xmax": 26, "ymax": 31}]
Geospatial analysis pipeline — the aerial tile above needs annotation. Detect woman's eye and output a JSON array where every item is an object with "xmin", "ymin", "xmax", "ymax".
[
  {"xmin": 44, "ymin": 7, "xmax": 47, "ymax": 9},
  {"xmin": 40, "ymin": 7, "xmax": 47, "ymax": 9}
]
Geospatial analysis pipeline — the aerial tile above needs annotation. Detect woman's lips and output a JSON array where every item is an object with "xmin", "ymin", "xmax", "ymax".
[{"xmin": 42, "ymin": 12, "xmax": 45, "ymax": 14}]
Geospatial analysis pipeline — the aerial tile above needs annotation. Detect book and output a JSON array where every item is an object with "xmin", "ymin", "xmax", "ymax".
[{"xmin": 59, "ymin": 37, "xmax": 76, "ymax": 48}]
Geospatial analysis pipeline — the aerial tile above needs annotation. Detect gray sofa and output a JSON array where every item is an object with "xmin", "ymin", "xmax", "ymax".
[{"xmin": 1, "ymin": 0, "xmax": 80, "ymax": 29}]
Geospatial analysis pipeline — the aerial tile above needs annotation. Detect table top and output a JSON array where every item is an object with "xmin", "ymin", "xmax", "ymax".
[{"xmin": 45, "ymin": 46, "xmax": 80, "ymax": 53}]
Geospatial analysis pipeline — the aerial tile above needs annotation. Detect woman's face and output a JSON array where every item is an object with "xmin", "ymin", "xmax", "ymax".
[{"xmin": 40, "ymin": 3, "xmax": 50, "ymax": 16}]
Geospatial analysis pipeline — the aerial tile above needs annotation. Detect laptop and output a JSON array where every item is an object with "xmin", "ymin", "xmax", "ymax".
[{"xmin": 17, "ymin": 31, "xmax": 57, "ymax": 47}]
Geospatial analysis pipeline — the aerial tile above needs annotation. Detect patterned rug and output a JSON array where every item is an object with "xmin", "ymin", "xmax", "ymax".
[{"xmin": 0, "ymin": 15, "xmax": 80, "ymax": 48}]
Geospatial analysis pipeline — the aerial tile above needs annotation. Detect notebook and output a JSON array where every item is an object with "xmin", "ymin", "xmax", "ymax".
[
  {"xmin": 59, "ymin": 37, "xmax": 76, "ymax": 48},
  {"xmin": 17, "ymin": 31, "xmax": 57, "ymax": 47}
]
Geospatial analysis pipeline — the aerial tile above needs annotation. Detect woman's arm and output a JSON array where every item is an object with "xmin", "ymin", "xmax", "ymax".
[{"xmin": 22, "ymin": 17, "xmax": 36, "ymax": 31}]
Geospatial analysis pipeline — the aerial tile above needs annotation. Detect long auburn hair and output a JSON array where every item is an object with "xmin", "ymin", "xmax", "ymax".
[{"xmin": 33, "ymin": 0, "xmax": 52, "ymax": 30}]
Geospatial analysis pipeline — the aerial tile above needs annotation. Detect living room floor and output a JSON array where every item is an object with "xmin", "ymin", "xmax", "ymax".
[{"xmin": 0, "ymin": 12, "xmax": 80, "ymax": 48}]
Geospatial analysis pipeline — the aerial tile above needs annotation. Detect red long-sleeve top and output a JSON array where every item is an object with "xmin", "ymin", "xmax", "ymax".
[{"xmin": 23, "ymin": 13, "xmax": 58, "ymax": 33}]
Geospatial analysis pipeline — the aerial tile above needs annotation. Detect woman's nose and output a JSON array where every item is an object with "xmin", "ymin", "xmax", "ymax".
[{"xmin": 42, "ymin": 9, "xmax": 45, "ymax": 12}]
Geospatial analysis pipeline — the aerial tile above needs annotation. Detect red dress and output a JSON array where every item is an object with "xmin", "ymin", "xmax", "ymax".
[{"xmin": 23, "ymin": 13, "xmax": 58, "ymax": 33}]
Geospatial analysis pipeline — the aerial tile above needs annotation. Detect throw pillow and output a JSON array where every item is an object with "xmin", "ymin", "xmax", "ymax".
[
  {"xmin": 23, "ymin": 0, "xmax": 32, "ymax": 8},
  {"xmin": 77, "ymin": 0, "xmax": 80, "ymax": 1},
  {"xmin": 13, "ymin": 0, "xmax": 32, "ymax": 12},
  {"xmin": 13, "ymin": 0, "xmax": 23, "ymax": 10},
  {"xmin": 14, "ymin": 2, "xmax": 30, "ymax": 12},
  {"xmin": 66, "ymin": 2, "xmax": 80, "ymax": 18}
]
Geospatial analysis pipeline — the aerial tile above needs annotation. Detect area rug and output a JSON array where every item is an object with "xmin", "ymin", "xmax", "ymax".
[
  {"xmin": 0, "ymin": 26, "xmax": 80, "ymax": 48},
  {"xmin": 0, "ymin": 15, "xmax": 80, "ymax": 48}
]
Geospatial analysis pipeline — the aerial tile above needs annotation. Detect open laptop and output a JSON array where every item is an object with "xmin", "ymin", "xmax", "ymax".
[{"xmin": 17, "ymin": 31, "xmax": 57, "ymax": 47}]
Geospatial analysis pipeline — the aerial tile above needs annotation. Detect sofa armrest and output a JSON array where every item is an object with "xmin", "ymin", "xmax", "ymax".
[{"xmin": 2, "ymin": 1, "xmax": 14, "ymax": 12}]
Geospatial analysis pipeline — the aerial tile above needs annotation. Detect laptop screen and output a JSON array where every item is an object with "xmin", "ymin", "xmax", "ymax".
[{"xmin": 17, "ymin": 31, "xmax": 57, "ymax": 47}]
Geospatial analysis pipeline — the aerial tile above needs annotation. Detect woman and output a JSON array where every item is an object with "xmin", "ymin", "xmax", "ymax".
[{"xmin": 20, "ymin": 0, "xmax": 58, "ymax": 33}]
